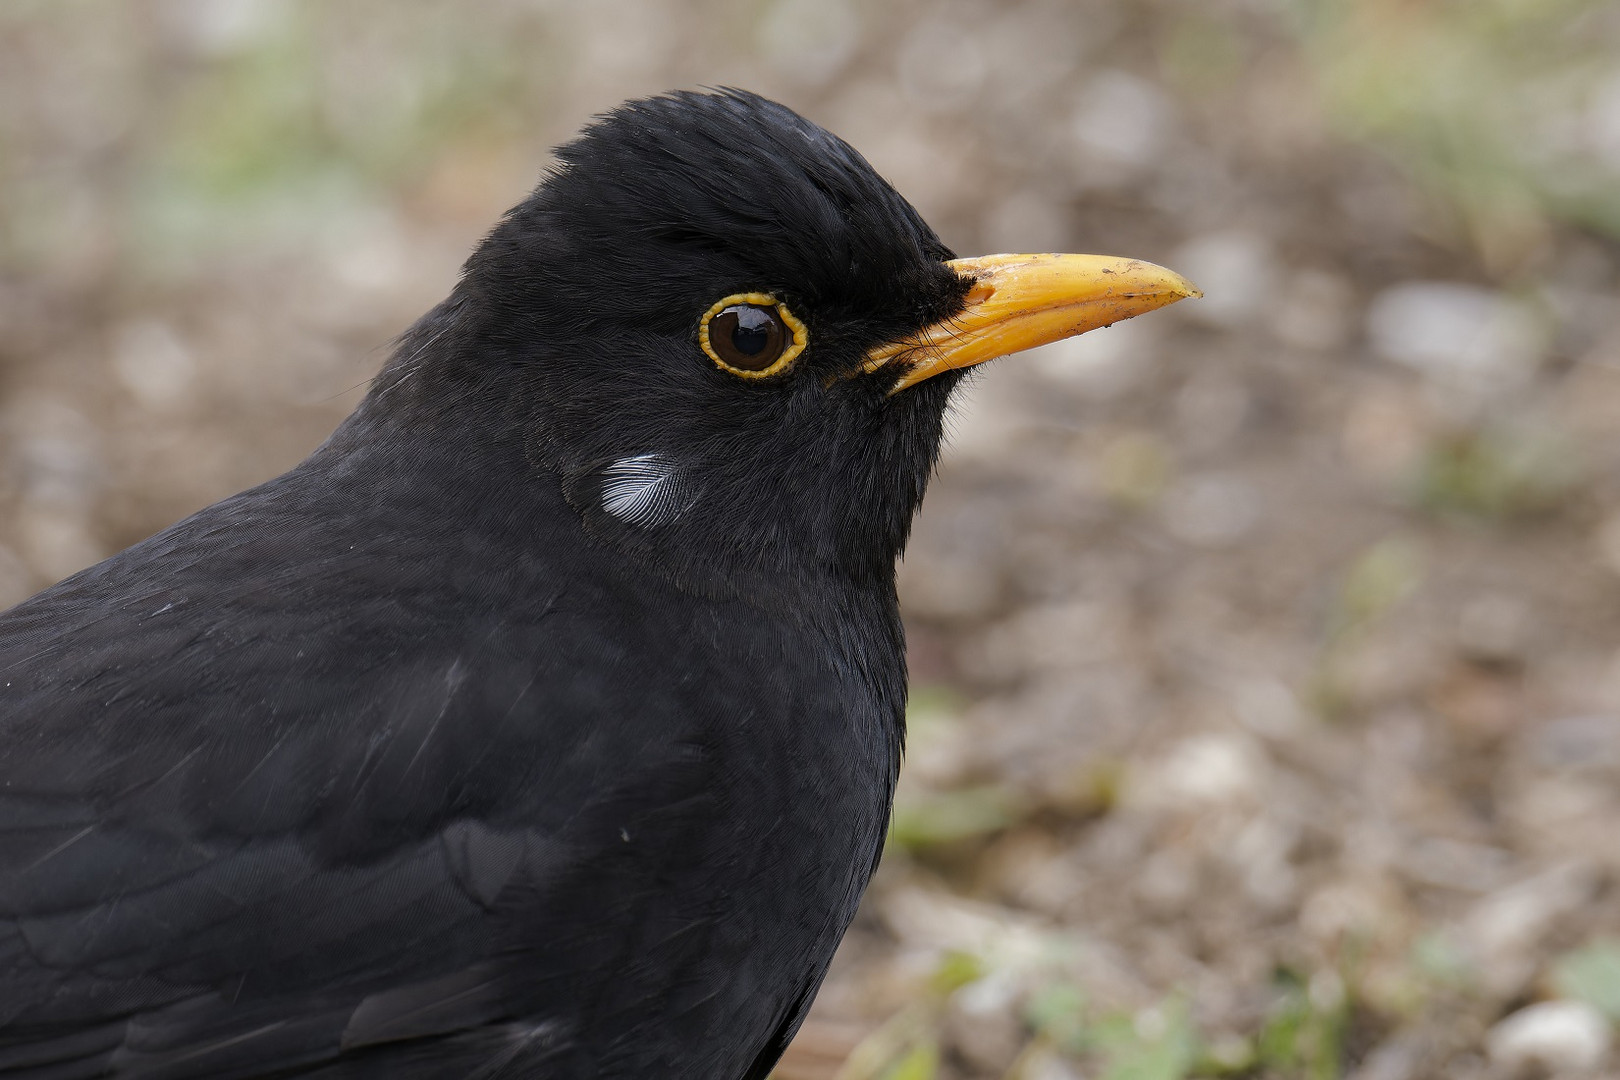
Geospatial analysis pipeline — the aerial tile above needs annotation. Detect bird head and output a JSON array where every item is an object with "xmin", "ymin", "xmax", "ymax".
[{"xmin": 384, "ymin": 90, "xmax": 1196, "ymax": 591}]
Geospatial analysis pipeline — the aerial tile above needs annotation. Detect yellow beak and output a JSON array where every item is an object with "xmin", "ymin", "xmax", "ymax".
[{"xmin": 866, "ymin": 253, "xmax": 1200, "ymax": 393}]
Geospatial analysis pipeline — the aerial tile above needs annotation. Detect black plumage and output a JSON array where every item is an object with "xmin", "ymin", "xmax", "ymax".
[{"xmin": 0, "ymin": 89, "xmax": 1196, "ymax": 1078}]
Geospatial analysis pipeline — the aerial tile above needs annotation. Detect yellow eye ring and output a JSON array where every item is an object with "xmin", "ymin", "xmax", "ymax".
[{"xmin": 698, "ymin": 293, "xmax": 808, "ymax": 379}]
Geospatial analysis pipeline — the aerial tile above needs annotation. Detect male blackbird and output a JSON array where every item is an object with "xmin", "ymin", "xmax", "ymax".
[{"xmin": 0, "ymin": 90, "xmax": 1195, "ymax": 1078}]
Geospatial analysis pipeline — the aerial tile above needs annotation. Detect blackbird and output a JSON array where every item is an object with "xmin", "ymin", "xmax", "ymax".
[{"xmin": 0, "ymin": 89, "xmax": 1196, "ymax": 1078}]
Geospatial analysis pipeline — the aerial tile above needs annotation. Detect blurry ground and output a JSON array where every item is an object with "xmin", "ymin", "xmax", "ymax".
[{"xmin": 5, "ymin": 2, "xmax": 1620, "ymax": 1078}]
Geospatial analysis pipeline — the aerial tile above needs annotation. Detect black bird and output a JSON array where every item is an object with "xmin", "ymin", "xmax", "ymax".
[{"xmin": 0, "ymin": 90, "xmax": 1195, "ymax": 1078}]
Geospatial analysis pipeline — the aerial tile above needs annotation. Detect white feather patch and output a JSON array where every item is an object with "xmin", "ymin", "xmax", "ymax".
[{"xmin": 600, "ymin": 453, "xmax": 692, "ymax": 528}]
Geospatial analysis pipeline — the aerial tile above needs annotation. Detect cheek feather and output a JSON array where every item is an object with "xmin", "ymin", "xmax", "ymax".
[{"xmin": 600, "ymin": 454, "xmax": 697, "ymax": 529}]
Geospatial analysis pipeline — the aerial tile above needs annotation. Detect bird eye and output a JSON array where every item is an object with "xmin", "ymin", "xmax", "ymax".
[{"xmin": 699, "ymin": 292, "xmax": 808, "ymax": 378}]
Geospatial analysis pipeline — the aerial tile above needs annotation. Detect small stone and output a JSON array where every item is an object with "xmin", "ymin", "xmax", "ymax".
[
  {"xmin": 1529, "ymin": 716, "xmax": 1620, "ymax": 771},
  {"xmin": 1070, "ymin": 70, "xmax": 1174, "ymax": 174},
  {"xmin": 7, "ymin": 399, "xmax": 102, "ymax": 508},
  {"xmin": 1169, "ymin": 231, "xmax": 1275, "ymax": 328},
  {"xmin": 1024, "ymin": 317, "xmax": 1159, "ymax": 399},
  {"xmin": 1454, "ymin": 594, "xmax": 1532, "ymax": 663},
  {"xmin": 947, "ymin": 970, "xmax": 1027, "ymax": 1072},
  {"xmin": 1232, "ymin": 817, "xmax": 1299, "ymax": 912},
  {"xmin": 1465, "ymin": 862, "xmax": 1600, "ymax": 957},
  {"xmin": 1586, "ymin": 69, "xmax": 1620, "ymax": 171},
  {"xmin": 1340, "ymin": 385, "xmax": 1430, "ymax": 486},
  {"xmin": 324, "ymin": 213, "xmax": 410, "ymax": 297},
  {"xmin": 160, "ymin": 0, "xmax": 282, "ymax": 58},
  {"xmin": 1161, "ymin": 473, "xmax": 1261, "ymax": 547},
  {"xmin": 1272, "ymin": 269, "xmax": 1354, "ymax": 350},
  {"xmin": 1400, "ymin": 834, "xmax": 1514, "ymax": 894},
  {"xmin": 112, "ymin": 319, "xmax": 197, "ymax": 410},
  {"xmin": 1019, "ymin": 1047, "xmax": 1086, "ymax": 1080},
  {"xmin": 1463, "ymin": 862, "xmax": 1601, "ymax": 997},
  {"xmin": 1229, "ymin": 678, "xmax": 1304, "ymax": 739},
  {"xmin": 1098, "ymin": 430, "xmax": 1173, "ymax": 505},
  {"xmin": 1486, "ymin": 1000, "xmax": 1610, "ymax": 1075},
  {"xmin": 1366, "ymin": 283, "xmax": 1545, "ymax": 407},
  {"xmin": 1349, "ymin": 1036, "xmax": 1423, "ymax": 1080},
  {"xmin": 1308, "ymin": 969, "xmax": 1346, "ymax": 1012},
  {"xmin": 1174, "ymin": 371, "xmax": 1250, "ymax": 452},
  {"xmin": 1135, "ymin": 732, "xmax": 1266, "ymax": 809},
  {"xmin": 967, "ymin": 600, "xmax": 1119, "ymax": 681},
  {"xmin": 1136, "ymin": 850, "xmax": 1198, "ymax": 915}
]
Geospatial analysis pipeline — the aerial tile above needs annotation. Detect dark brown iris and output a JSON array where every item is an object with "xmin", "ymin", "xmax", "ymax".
[{"xmin": 709, "ymin": 304, "xmax": 787, "ymax": 371}]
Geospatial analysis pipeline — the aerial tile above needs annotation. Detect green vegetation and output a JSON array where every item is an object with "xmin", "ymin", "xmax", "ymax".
[
  {"xmin": 821, "ymin": 958, "xmax": 1366, "ymax": 1079},
  {"xmin": 1288, "ymin": 0, "xmax": 1620, "ymax": 266},
  {"xmin": 1554, "ymin": 941, "xmax": 1620, "ymax": 1022},
  {"xmin": 1413, "ymin": 424, "xmax": 1581, "ymax": 520}
]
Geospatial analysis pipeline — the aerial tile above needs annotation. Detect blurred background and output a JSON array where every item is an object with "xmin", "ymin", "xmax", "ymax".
[{"xmin": 4, "ymin": 1, "xmax": 1620, "ymax": 1076}]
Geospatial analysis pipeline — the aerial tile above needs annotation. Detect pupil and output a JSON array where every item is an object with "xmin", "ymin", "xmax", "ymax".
[{"xmin": 731, "ymin": 309, "xmax": 773, "ymax": 355}]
